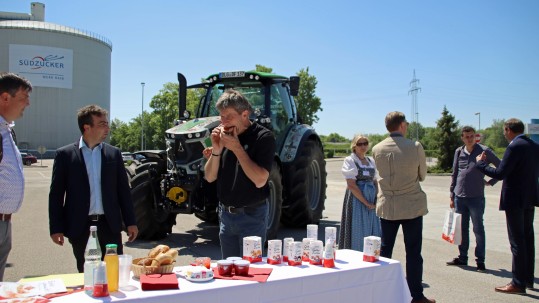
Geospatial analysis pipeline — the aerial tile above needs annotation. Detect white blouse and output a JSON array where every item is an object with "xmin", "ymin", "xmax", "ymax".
[{"xmin": 341, "ymin": 153, "xmax": 379, "ymax": 180}]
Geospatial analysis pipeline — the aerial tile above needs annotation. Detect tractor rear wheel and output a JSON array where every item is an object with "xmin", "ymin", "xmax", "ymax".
[
  {"xmin": 281, "ymin": 139, "xmax": 327, "ymax": 227},
  {"xmin": 265, "ymin": 161, "xmax": 283, "ymax": 240}
]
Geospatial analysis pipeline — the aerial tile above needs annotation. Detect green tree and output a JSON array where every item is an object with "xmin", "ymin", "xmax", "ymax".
[
  {"xmin": 365, "ymin": 134, "xmax": 386, "ymax": 150},
  {"xmin": 420, "ymin": 127, "xmax": 438, "ymax": 151},
  {"xmin": 295, "ymin": 67, "xmax": 322, "ymax": 125},
  {"xmin": 483, "ymin": 119, "xmax": 507, "ymax": 149},
  {"xmin": 110, "ymin": 118, "xmax": 141, "ymax": 152},
  {"xmin": 433, "ymin": 106, "xmax": 460, "ymax": 171},
  {"xmin": 146, "ymin": 82, "xmax": 179, "ymax": 149},
  {"xmin": 406, "ymin": 122, "xmax": 425, "ymax": 142},
  {"xmin": 255, "ymin": 65, "xmax": 273, "ymax": 73},
  {"xmin": 324, "ymin": 133, "xmax": 348, "ymax": 143}
]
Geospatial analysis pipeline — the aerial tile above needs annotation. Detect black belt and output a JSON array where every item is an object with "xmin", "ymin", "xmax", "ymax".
[
  {"xmin": 0, "ymin": 213, "xmax": 12, "ymax": 222},
  {"xmin": 220, "ymin": 201, "xmax": 265, "ymax": 214},
  {"xmin": 88, "ymin": 214, "xmax": 105, "ymax": 221}
]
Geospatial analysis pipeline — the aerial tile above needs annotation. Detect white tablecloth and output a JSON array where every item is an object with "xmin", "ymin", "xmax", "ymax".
[{"xmin": 52, "ymin": 249, "xmax": 411, "ymax": 303}]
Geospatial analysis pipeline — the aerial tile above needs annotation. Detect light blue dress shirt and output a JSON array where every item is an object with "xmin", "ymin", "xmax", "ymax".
[
  {"xmin": 0, "ymin": 117, "xmax": 24, "ymax": 214},
  {"xmin": 79, "ymin": 137, "xmax": 104, "ymax": 215}
]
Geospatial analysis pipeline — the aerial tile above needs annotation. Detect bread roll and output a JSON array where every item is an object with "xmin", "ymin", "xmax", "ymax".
[
  {"xmin": 148, "ymin": 244, "xmax": 170, "ymax": 258},
  {"xmin": 137, "ymin": 258, "xmax": 155, "ymax": 266},
  {"xmin": 164, "ymin": 248, "xmax": 178, "ymax": 260},
  {"xmin": 155, "ymin": 253, "xmax": 174, "ymax": 265}
]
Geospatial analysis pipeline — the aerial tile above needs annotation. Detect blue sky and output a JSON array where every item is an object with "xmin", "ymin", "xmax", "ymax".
[{"xmin": 3, "ymin": 1, "xmax": 538, "ymax": 139}]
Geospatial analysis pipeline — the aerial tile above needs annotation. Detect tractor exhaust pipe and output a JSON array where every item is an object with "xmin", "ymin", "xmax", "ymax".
[{"xmin": 177, "ymin": 73, "xmax": 187, "ymax": 121}]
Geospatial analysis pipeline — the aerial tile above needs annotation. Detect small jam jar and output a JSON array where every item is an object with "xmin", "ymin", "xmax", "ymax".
[
  {"xmin": 233, "ymin": 260, "xmax": 250, "ymax": 276},
  {"xmin": 216, "ymin": 260, "xmax": 233, "ymax": 276}
]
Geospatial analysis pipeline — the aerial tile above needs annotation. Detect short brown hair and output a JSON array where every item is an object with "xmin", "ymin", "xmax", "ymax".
[
  {"xmin": 77, "ymin": 104, "xmax": 108, "ymax": 134},
  {"xmin": 504, "ymin": 118, "xmax": 524, "ymax": 134},
  {"xmin": 0, "ymin": 72, "xmax": 32, "ymax": 96},
  {"xmin": 461, "ymin": 126, "xmax": 476, "ymax": 135},
  {"xmin": 216, "ymin": 89, "xmax": 253, "ymax": 114},
  {"xmin": 385, "ymin": 111, "xmax": 407, "ymax": 132}
]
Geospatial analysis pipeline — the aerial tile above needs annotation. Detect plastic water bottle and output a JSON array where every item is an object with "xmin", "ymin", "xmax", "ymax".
[{"xmin": 84, "ymin": 226, "xmax": 102, "ymax": 294}]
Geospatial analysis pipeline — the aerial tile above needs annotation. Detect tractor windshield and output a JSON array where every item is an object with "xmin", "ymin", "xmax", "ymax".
[{"xmin": 205, "ymin": 82, "xmax": 265, "ymax": 117}]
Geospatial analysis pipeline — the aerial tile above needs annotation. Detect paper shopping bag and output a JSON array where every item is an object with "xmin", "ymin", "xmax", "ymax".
[{"xmin": 442, "ymin": 209, "xmax": 462, "ymax": 245}]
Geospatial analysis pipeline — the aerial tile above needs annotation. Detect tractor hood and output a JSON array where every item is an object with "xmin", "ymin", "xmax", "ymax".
[{"xmin": 165, "ymin": 116, "xmax": 221, "ymax": 146}]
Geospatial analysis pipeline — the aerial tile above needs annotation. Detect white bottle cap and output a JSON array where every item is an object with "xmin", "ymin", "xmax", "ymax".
[{"xmin": 90, "ymin": 226, "xmax": 97, "ymax": 231}]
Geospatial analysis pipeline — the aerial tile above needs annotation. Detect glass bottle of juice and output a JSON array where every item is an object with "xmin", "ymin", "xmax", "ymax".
[{"xmin": 104, "ymin": 244, "xmax": 119, "ymax": 292}]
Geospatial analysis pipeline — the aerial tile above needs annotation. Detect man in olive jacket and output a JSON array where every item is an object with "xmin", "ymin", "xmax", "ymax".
[{"xmin": 372, "ymin": 111, "xmax": 433, "ymax": 303}]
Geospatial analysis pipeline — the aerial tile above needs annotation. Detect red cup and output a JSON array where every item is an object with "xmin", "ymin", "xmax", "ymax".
[{"xmin": 194, "ymin": 257, "xmax": 211, "ymax": 269}]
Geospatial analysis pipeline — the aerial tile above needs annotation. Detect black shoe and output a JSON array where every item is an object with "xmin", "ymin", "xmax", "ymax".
[
  {"xmin": 526, "ymin": 282, "xmax": 534, "ymax": 289},
  {"xmin": 477, "ymin": 263, "xmax": 486, "ymax": 272},
  {"xmin": 446, "ymin": 258, "xmax": 467, "ymax": 266}
]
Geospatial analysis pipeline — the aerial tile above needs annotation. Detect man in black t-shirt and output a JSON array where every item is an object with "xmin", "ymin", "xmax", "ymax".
[{"xmin": 205, "ymin": 89, "xmax": 275, "ymax": 258}]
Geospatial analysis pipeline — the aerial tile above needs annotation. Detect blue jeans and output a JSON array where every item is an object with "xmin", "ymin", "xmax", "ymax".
[
  {"xmin": 219, "ymin": 203, "xmax": 268, "ymax": 259},
  {"xmin": 380, "ymin": 216, "xmax": 424, "ymax": 301},
  {"xmin": 454, "ymin": 196, "xmax": 485, "ymax": 264}
]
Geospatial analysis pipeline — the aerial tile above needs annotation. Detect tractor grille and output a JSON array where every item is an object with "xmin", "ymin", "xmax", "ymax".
[{"xmin": 173, "ymin": 139, "xmax": 205, "ymax": 165}]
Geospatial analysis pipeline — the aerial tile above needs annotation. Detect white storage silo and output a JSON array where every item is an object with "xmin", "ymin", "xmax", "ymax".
[{"xmin": 0, "ymin": 2, "xmax": 112, "ymax": 154}]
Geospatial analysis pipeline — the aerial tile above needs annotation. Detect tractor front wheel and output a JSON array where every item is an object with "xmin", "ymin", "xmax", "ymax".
[{"xmin": 130, "ymin": 167, "xmax": 176, "ymax": 240}]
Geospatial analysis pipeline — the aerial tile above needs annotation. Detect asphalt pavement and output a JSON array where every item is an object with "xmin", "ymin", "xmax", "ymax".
[{"xmin": 5, "ymin": 158, "xmax": 539, "ymax": 302}]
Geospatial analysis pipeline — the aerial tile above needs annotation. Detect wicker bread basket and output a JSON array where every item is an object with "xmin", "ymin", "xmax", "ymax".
[{"xmin": 132, "ymin": 257, "xmax": 175, "ymax": 278}]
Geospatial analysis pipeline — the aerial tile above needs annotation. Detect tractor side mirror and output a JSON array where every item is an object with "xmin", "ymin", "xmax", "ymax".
[{"xmin": 289, "ymin": 76, "xmax": 300, "ymax": 96}]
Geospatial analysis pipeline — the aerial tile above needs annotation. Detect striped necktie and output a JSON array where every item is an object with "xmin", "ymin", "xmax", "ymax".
[{"xmin": 10, "ymin": 128, "xmax": 17, "ymax": 145}]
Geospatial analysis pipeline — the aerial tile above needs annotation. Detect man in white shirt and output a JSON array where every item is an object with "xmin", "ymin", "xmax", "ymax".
[{"xmin": 0, "ymin": 72, "xmax": 32, "ymax": 281}]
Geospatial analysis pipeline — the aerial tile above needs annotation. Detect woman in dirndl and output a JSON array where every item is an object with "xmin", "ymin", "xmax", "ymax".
[{"xmin": 338, "ymin": 134, "xmax": 381, "ymax": 251}]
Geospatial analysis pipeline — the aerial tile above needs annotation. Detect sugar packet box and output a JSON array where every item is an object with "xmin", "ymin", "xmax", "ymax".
[
  {"xmin": 309, "ymin": 240, "xmax": 323, "ymax": 265},
  {"xmin": 325, "ymin": 226, "xmax": 337, "ymax": 258},
  {"xmin": 363, "ymin": 236, "xmax": 381, "ymax": 262},
  {"xmin": 307, "ymin": 224, "xmax": 318, "ymax": 240},
  {"xmin": 243, "ymin": 236, "xmax": 262, "ymax": 263},
  {"xmin": 288, "ymin": 241, "xmax": 303, "ymax": 266},
  {"xmin": 322, "ymin": 238, "xmax": 335, "ymax": 268},
  {"xmin": 267, "ymin": 239, "xmax": 282, "ymax": 264},
  {"xmin": 302, "ymin": 238, "xmax": 313, "ymax": 261},
  {"xmin": 282, "ymin": 237, "xmax": 294, "ymax": 262}
]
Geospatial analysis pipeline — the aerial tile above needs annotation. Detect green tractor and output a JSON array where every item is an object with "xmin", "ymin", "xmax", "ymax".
[{"xmin": 127, "ymin": 71, "xmax": 327, "ymax": 240}]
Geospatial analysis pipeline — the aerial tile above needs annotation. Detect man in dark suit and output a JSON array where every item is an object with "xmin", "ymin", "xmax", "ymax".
[
  {"xmin": 476, "ymin": 118, "xmax": 539, "ymax": 294},
  {"xmin": 49, "ymin": 104, "xmax": 138, "ymax": 273}
]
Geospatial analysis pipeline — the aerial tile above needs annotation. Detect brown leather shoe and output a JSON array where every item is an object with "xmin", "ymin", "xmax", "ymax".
[
  {"xmin": 411, "ymin": 298, "xmax": 436, "ymax": 303},
  {"xmin": 494, "ymin": 283, "xmax": 525, "ymax": 294}
]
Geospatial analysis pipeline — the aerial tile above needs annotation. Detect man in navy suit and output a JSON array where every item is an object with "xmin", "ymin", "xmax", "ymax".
[
  {"xmin": 49, "ymin": 105, "xmax": 138, "ymax": 273},
  {"xmin": 476, "ymin": 118, "xmax": 539, "ymax": 294}
]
